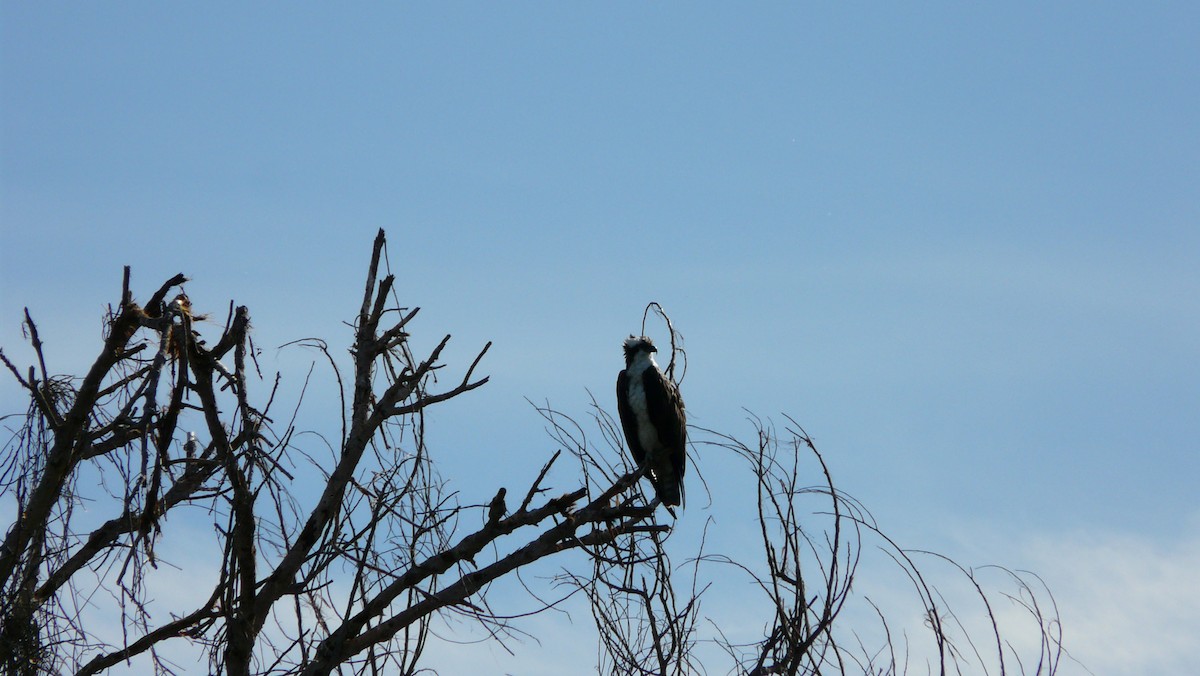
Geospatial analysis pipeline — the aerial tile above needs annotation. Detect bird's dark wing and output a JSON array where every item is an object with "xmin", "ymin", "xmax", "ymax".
[
  {"xmin": 616, "ymin": 370, "xmax": 646, "ymax": 466},
  {"xmin": 643, "ymin": 367, "xmax": 687, "ymax": 481}
]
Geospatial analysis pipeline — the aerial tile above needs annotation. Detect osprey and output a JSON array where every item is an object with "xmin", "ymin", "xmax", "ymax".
[{"xmin": 616, "ymin": 336, "xmax": 687, "ymax": 507}]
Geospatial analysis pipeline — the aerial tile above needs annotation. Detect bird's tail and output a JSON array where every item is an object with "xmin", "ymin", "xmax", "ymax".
[{"xmin": 658, "ymin": 479, "xmax": 683, "ymax": 508}]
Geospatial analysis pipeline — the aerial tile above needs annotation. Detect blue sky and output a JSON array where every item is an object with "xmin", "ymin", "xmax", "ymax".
[{"xmin": 2, "ymin": 4, "xmax": 1198, "ymax": 674}]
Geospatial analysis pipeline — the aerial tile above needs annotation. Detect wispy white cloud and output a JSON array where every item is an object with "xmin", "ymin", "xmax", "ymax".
[{"xmin": 1016, "ymin": 522, "xmax": 1200, "ymax": 676}]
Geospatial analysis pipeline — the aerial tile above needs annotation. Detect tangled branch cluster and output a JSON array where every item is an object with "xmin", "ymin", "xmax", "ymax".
[{"xmin": 1, "ymin": 230, "xmax": 1067, "ymax": 675}]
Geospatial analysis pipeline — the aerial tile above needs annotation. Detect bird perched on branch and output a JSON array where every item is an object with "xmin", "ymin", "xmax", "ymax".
[
  {"xmin": 487, "ymin": 487, "xmax": 507, "ymax": 525},
  {"xmin": 616, "ymin": 336, "xmax": 686, "ymax": 508}
]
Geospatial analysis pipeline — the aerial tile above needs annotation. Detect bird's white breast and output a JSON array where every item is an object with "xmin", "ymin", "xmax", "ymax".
[{"xmin": 625, "ymin": 355, "xmax": 662, "ymax": 453}]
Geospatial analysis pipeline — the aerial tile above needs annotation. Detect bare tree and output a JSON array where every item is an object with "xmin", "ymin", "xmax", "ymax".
[
  {"xmin": 531, "ymin": 315, "xmax": 1066, "ymax": 676},
  {"xmin": 536, "ymin": 371, "xmax": 1066, "ymax": 675},
  {"xmin": 1, "ymin": 230, "xmax": 1068, "ymax": 675}
]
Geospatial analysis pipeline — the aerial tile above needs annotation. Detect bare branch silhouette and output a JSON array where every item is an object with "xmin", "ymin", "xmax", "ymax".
[{"xmin": 1, "ymin": 230, "xmax": 1068, "ymax": 675}]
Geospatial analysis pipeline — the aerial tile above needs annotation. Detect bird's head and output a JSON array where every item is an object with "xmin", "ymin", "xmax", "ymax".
[{"xmin": 623, "ymin": 335, "xmax": 657, "ymax": 367}]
